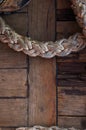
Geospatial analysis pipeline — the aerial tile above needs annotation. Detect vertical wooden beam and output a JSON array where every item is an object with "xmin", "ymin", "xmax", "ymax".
[{"xmin": 28, "ymin": 0, "xmax": 56, "ymax": 126}]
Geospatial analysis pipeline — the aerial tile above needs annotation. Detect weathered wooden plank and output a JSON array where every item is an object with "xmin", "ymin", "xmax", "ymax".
[
  {"xmin": 3, "ymin": 13, "xmax": 27, "ymax": 35},
  {"xmin": 0, "ymin": 44, "xmax": 27, "ymax": 68},
  {"xmin": 58, "ymin": 62, "xmax": 86, "ymax": 73},
  {"xmin": 58, "ymin": 116, "xmax": 86, "ymax": 129},
  {"xmin": 56, "ymin": 22, "xmax": 81, "ymax": 35},
  {"xmin": 57, "ymin": 62, "xmax": 86, "ymax": 87},
  {"xmin": 0, "ymin": 13, "xmax": 27, "ymax": 68},
  {"xmin": 56, "ymin": 9, "xmax": 75, "ymax": 21},
  {"xmin": 57, "ymin": 0, "xmax": 86, "ymax": 129},
  {"xmin": 58, "ymin": 87, "xmax": 86, "ymax": 116},
  {"xmin": 57, "ymin": 0, "xmax": 71, "ymax": 9},
  {"xmin": 28, "ymin": 0, "xmax": 56, "ymax": 126},
  {"xmin": 1, "ymin": 128, "xmax": 16, "ymax": 130},
  {"xmin": 0, "ymin": 99, "xmax": 27, "ymax": 126},
  {"xmin": 0, "ymin": 69, "xmax": 27, "ymax": 97}
]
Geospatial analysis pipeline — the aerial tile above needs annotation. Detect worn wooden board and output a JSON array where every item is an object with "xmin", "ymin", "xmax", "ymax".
[
  {"xmin": 0, "ymin": 5, "xmax": 28, "ymax": 127},
  {"xmin": 58, "ymin": 117, "xmax": 86, "ymax": 129},
  {"xmin": 3, "ymin": 13, "xmax": 27, "ymax": 36},
  {"xmin": 0, "ymin": 99, "xmax": 27, "ymax": 126},
  {"xmin": 0, "ymin": 128, "xmax": 15, "ymax": 130},
  {"xmin": 56, "ymin": 0, "xmax": 86, "ymax": 128},
  {"xmin": 57, "ymin": 62, "xmax": 86, "ymax": 87},
  {"xmin": 0, "ymin": 44, "xmax": 27, "ymax": 68},
  {"xmin": 56, "ymin": 22, "xmax": 81, "ymax": 39},
  {"xmin": 57, "ymin": 0, "xmax": 71, "ymax": 9},
  {"xmin": 28, "ymin": 0, "xmax": 56, "ymax": 126},
  {"xmin": 1, "ymin": 128, "xmax": 16, "ymax": 130},
  {"xmin": 0, "ymin": 69, "xmax": 27, "ymax": 97},
  {"xmin": 58, "ymin": 87, "xmax": 86, "ymax": 116},
  {"xmin": 0, "ymin": 11, "xmax": 28, "ymax": 69}
]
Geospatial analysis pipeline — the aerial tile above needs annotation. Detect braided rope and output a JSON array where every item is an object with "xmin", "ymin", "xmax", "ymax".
[
  {"xmin": 16, "ymin": 126, "xmax": 83, "ymax": 130},
  {"xmin": 0, "ymin": 0, "xmax": 86, "ymax": 58}
]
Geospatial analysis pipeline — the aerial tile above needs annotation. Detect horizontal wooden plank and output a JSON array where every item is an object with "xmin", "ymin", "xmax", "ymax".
[
  {"xmin": 0, "ymin": 44, "xmax": 27, "ymax": 68},
  {"xmin": 58, "ymin": 62, "xmax": 86, "ymax": 73},
  {"xmin": 0, "ymin": 99, "xmax": 27, "ymax": 126},
  {"xmin": 58, "ymin": 116, "xmax": 86, "ymax": 129},
  {"xmin": 56, "ymin": 22, "xmax": 81, "ymax": 34},
  {"xmin": 0, "ymin": 128, "xmax": 15, "ymax": 130},
  {"xmin": 57, "ymin": 62, "xmax": 86, "ymax": 87},
  {"xmin": 56, "ymin": 9, "xmax": 75, "ymax": 21},
  {"xmin": 57, "ymin": 0, "xmax": 71, "ymax": 9},
  {"xmin": 0, "ymin": 69, "xmax": 27, "ymax": 97},
  {"xmin": 58, "ymin": 87, "xmax": 86, "ymax": 116}
]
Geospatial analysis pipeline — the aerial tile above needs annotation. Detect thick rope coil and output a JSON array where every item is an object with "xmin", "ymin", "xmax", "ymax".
[{"xmin": 0, "ymin": 0, "xmax": 86, "ymax": 58}]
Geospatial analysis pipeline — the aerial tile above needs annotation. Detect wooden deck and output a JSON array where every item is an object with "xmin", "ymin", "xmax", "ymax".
[{"xmin": 0, "ymin": 0, "xmax": 86, "ymax": 129}]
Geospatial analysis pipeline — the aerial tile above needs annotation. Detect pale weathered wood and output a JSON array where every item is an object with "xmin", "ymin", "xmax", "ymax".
[
  {"xmin": 0, "ymin": 69, "xmax": 27, "ymax": 97},
  {"xmin": 0, "ymin": 99, "xmax": 27, "ymax": 126},
  {"xmin": 58, "ymin": 116, "xmax": 86, "ymax": 129},
  {"xmin": 28, "ymin": 0, "xmax": 56, "ymax": 126}
]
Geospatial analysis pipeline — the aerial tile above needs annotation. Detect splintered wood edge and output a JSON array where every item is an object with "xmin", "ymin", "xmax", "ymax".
[
  {"xmin": 0, "ymin": 0, "xmax": 86, "ymax": 58},
  {"xmin": 16, "ymin": 126, "xmax": 84, "ymax": 130}
]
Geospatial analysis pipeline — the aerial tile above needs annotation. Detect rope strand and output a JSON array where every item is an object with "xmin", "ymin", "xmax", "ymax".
[{"xmin": 0, "ymin": 0, "xmax": 86, "ymax": 58}]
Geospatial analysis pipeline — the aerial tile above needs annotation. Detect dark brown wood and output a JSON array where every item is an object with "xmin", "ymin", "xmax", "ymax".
[
  {"xmin": 57, "ymin": 22, "xmax": 81, "ymax": 38},
  {"xmin": 0, "ymin": 6, "xmax": 28, "ymax": 127},
  {"xmin": 57, "ymin": 0, "xmax": 86, "ymax": 128},
  {"xmin": 58, "ymin": 117, "xmax": 86, "ymax": 129},
  {"xmin": 57, "ymin": 0, "xmax": 71, "ymax": 9},
  {"xmin": 58, "ymin": 87, "xmax": 86, "ymax": 116},
  {"xmin": 1, "ymin": 128, "xmax": 16, "ymax": 130},
  {"xmin": 28, "ymin": 0, "xmax": 56, "ymax": 126},
  {"xmin": 56, "ymin": 9, "xmax": 75, "ymax": 21}
]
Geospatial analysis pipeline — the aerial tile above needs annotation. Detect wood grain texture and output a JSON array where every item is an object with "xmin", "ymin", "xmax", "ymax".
[
  {"xmin": 0, "ymin": 69, "xmax": 27, "ymax": 97},
  {"xmin": 1, "ymin": 128, "xmax": 16, "ymax": 130},
  {"xmin": 58, "ymin": 117, "xmax": 86, "ymax": 129},
  {"xmin": 27, "ymin": 0, "xmax": 56, "ymax": 126},
  {"xmin": 58, "ymin": 87, "xmax": 86, "ymax": 116},
  {"xmin": 0, "ymin": 43, "xmax": 27, "ymax": 68},
  {"xmin": 0, "ymin": 13, "xmax": 27, "ymax": 69},
  {"xmin": 0, "ymin": 128, "xmax": 15, "ymax": 130},
  {"xmin": 57, "ymin": 22, "xmax": 81, "ymax": 38},
  {"xmin": 0, "ymin": 7, "xmax": 28, "ymax": 127},
  {"xmin": 56, "ymin": 0, "xmax": 86, "ymax": 128},
  {"xmin": 57, "ymin": 0, "xmax": 71, "ymax": 9},
  {"xmin": 3, "ymin": 13, "xmax": 27, "ymax": 35},
  {"xmin": 0, "ymin": 99, "xmax": 27, "ymax": 126}
]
